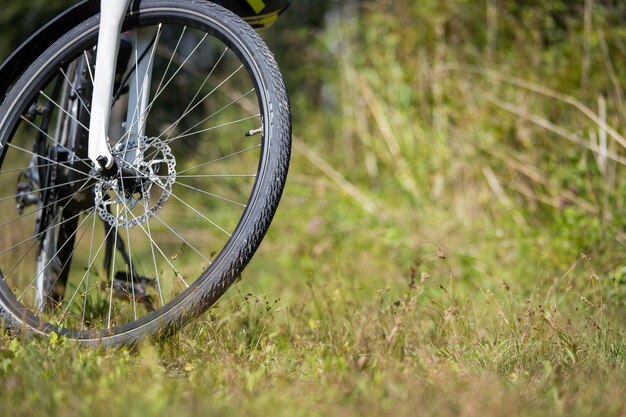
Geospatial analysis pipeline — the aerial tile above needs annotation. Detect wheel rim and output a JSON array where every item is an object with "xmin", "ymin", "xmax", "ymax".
[{"xmin": 0, "ymin": 7, "xmax": 281, "ymax": 341}]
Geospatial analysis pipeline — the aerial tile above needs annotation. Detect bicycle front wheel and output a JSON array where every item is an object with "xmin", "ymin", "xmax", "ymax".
[{"xmin": 0, "ymin": 0, "xmax": 291, "ymax": 346}]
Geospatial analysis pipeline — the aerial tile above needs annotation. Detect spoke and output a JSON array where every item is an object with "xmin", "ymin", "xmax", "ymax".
[
  {"xmin": 163, "ymin": 114, "xmax": 260, "ymax": 144},
  {"xmin": 113, "ymin": 177, "xmax": 138, "ymax": 320},
  {"xmin": 0, "ymin": 176, "xmax": 89, "ymax": 204},
  {"xmin": 82, "ymin": 209, "xmax": 99, "ymax": 329},
  {"xmin": 177, "ymin": 144, "xmax": 261, "ymax": 175},
  {"xmin": 174, "ymin": 181, "xmax": 247, "ymax": 208},
  {"xmin": 112, "ymin": 27, "xmax": 163, "ymax": 321},
  {"xmin": 175, "ymin": 174, "xmax": 256, "ymax": 178},
  {"xmin": 0, "ymin": 206, "xmax": 88, "ymax": 258},
  {"xmin": 16, "ymin": 209, "xmax": 95, "ymax": 302},
  {"xmin": 153, "ymin": 31, "xmax": 207, "ymax": 102},
  {"xmin": 163, "ymin": 47, "xmax": 230, "ymax": 141},
  {"xmin": 120, "ymin": 70, "xmax": 144, "ymax": 320},
  {"xmin": 118, "ymin": 159, "xmax": 231, "ymax": 236},
  {"xmin": 121, "ymin": 30, "xmax": 208, "ymax": 143},
  {"xmin": 58, "ymin": 211, "xmax": 114, "ymax": 326},
  {"xmin": 0, "ymin": 178, "xmax": 91, "ymax": 235},
  {"xmin": 19, "ymin": 116, "xmax": 94, "ymax": 172},
  {"xmin": 165, "ymin": 187, "xmax": 231, "ymax": 237},
  {"xmin": 0, "ymin": 157, "xmax": 91, "ymax": 175},
  {"xmin": 0, "ymin": 179, "xmax": 94, "ymax": 291},
  {"xmin": 174, "ymin": 88, "xmax": 256, "ymax": 142},
  {"xmin": 118, "ymin": 25, "xmax": 163, "ymax": 150},
  {"xmin": 136, "ymin": 135, "xmax": 262, "ymax": 169},
  {"xmin": 152, "ymin": 26, "xmax": 187, "ymax": 108},
  {"xmin": 141, "ymin": 189, "xmax": 164, "ymax": 307},
  {"xmin": 59, "ymin": 68, "xmax": 91, "ymax": 116},
  {"xmin": 0, "ymin": 196, "xmax": 64, "ymax": 233},
  {"xmin": 107, "ymin": 204, "xmax": 121, "ymax": 329},
  {"xmin": 181, "ymin": 47, "xmax": 229, "ymax": 116},
  {"xmin": 157, "ymin": 65, "xmax": 245, "ymax": 141},
  {"xmin": 0, "ymin": 226, "xmax": 40, "ymax": 285},
  {"xmin": 124, "ymin": 206, "xmax": 138, "ymax": 321},
  {"xmin": 83, "ymin": 51, "xmax": 95, "ymax": 87},
  {"xmin": 5, "ymin": 143, "xmax": 98, "ymax": 182},
  {"xmin": 39, "ymin": 91, "xmax": 90, "ymax": 133},
  {"xmin": 38, "ymin": 210, "xmax": 96, "ymax": 316},
  {"xmin": 117, "ymin": 95, "xmax": 259, "ymax": 160},
  {"xmin": 153, "ymin": 214, "xmax": 213, "ymax": 266},
  {"xmin": 120, "ymin": 200, "xmax": 189, "ymax": 289}
]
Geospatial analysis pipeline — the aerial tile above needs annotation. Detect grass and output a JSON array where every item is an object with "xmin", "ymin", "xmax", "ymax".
[
  {"xmin": 2, "ymin": 0, "xmax": 626, "ymax": 416},
  {"xmin": 1, "ymin": 172, "xmax": 624, "ymax": 416}
]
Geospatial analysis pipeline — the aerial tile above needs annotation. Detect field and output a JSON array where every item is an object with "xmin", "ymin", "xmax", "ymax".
[{"xmin": 1, "ymin": 1, "xmax": 625, "ymax": 416}]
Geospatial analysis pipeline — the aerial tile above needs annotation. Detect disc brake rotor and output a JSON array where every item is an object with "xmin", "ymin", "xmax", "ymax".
[{"xmin": 95, "ymin": 136, "xmax": 176, "ymax": 229}]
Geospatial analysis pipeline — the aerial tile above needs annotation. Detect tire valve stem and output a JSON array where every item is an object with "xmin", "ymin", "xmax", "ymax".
[{"xmin": 245, "ymin": 126, "xmax": 263, "ymax": 137}]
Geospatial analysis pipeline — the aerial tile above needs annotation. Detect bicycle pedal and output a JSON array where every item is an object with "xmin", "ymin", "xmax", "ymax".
[
  {"xmin": 112, "ymin": 272, "xmax": 156, "ymax": 311},
  {"xmin": 114, "ymin": 271, "xmax": 156, "ymax": 286}
]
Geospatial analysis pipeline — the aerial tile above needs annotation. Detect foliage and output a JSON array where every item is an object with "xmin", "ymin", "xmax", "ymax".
[{"xmin": 0, "ymin": 0, "xmax": 73, "ymax": 61}]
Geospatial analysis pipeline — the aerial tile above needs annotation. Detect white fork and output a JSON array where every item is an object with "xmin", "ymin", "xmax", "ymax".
[{"xmin": 89, "ymin": 0, "xmax": 153, "ymax": 170}]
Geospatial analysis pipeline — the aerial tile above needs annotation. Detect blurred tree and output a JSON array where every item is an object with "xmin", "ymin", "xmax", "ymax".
[{"xmin": 0, "ymin": 0, "xmax": 74, "ymax": 61}]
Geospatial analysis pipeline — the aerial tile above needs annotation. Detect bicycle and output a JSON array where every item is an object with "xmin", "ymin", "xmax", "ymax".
[{"xmin": 0, "ymin": 0, "xmax": 292, "ymax": 346}]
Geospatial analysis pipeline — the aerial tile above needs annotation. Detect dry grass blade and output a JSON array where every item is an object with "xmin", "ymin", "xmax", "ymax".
[
  {"xmin": 475, "ymin": 138, "xmax": 598, "ymax": 215},
  {"xmin": 487, "ymin": 95, "xmax": 626, "ymax": 167},
  {"xmin": 476, "ymin": 67, "xmax": 626, "ymax": 150},
  {"xmin": 294, "ymin": 137, "xmax": 383, "ymax": 218},
  {"xmin": 355, "ymin": 73, "xmax": 423, "ymax": 202}
]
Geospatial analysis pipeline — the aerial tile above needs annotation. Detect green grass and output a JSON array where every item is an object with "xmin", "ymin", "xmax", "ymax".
[
  {"xmin": 1, "ymin": 174, "xmax": 624, "ymax": 416},
  {"xmin": 2, "ymin": 1, "xmax": 626, "ymax": 416}
]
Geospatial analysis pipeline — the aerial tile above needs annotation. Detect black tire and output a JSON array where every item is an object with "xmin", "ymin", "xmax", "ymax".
[{"xmin": 0, "ymin": 0, "xmax": 291, "ymax": 347}]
